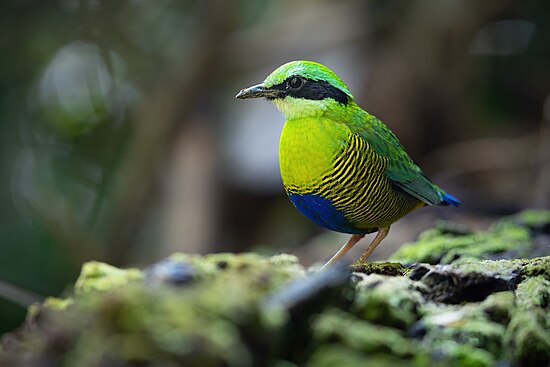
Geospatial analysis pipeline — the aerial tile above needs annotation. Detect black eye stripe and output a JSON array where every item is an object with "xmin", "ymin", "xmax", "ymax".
[{"xmin": 270, "ymin": 77, "xmax": 350, "ymax": 105}]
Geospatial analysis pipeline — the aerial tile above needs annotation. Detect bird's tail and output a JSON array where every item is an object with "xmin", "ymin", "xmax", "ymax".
[{"xmin": 439, "ymin": 191, "xmax": 461, "ymax": 207}]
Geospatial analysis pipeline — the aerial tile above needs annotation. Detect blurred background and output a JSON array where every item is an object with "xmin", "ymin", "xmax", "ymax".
[{"xmin": 1, "ymin": 0, "xmax": 549, "ymax": 332}]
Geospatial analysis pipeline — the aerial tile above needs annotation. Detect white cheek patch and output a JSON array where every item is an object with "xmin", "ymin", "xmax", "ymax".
[{"xmin": 273, "ymin": 97, "xmax": 327, "ymax": 119}]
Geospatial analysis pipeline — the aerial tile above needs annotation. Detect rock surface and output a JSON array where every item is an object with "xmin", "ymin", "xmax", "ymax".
[{"xmin": 1, "ymin": 210, "xmax": 549, "ymax": 366}]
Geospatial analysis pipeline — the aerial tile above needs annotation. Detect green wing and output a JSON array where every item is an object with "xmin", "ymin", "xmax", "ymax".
[{"xmin": 349, "ymin": 109, "xmax": 444, "ymax": 206}]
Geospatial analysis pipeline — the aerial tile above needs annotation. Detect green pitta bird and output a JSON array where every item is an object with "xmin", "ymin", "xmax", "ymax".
[{"xmin": 236, "ymin": 61, "xmax": 460, "ymax": 268}]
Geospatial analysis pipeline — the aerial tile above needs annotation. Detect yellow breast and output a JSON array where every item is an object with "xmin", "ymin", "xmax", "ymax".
[{"xmin": 279, "ymin": 117, "xmax": 350, "ymax": 191}]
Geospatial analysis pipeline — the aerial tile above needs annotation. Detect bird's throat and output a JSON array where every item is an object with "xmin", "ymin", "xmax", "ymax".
[{"xmin": 273, "ymin": 97, "xmax": 327, "ymax": 119}]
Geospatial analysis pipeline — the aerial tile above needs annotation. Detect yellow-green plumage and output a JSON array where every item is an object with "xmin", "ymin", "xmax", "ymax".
[
  {"xmin": 279, "ymin": 109, "xmax": 423, "ymax": 233},
  {"xmin": 236, "ymin": 60, "xmax": 459, "ymax": 266}
]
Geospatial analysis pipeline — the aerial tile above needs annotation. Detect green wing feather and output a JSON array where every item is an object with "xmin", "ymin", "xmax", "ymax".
[{"xmin": 349, "ymin": 109, "xmax": 444, "ymax": 206}]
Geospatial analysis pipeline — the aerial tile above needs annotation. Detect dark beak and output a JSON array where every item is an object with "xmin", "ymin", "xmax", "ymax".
[{"xmin": 235, "ymin": 83, "xmax": 281, "ymax": 99}]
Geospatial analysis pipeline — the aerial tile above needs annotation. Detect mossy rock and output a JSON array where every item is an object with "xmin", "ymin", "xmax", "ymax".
[
  {"xmin": 391, "ymin": 209, "xmax": 549, "ymax": 264},
  {"xmin": 350, "ymin": 261, "xmax": 412, "ymax": 276},
  {"xmin": 391, "ymin": 220, "xmax": 530, "ymax": 264},
  {"xmin": 1, "ymin": 211, "xmax": 549, "ymax": 366},
  {"xmin": 505, "ymin": 276, "xmax": 550, "ymax": 366},
  {"xmin": 1, "ymin": 253, "xmax": 306, "ymax": 367},
  {"xmin": 351, "ymin": 274, "xmax": 426, "ymax": 330},
  {"xmin": 311, "ymin": 309, "xmax": 421, "ymax": 359}
]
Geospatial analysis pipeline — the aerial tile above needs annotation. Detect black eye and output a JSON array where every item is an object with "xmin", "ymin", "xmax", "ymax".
[{"xmin": 287, "ymin": 76, "xmax": 304, "ymax": 89}]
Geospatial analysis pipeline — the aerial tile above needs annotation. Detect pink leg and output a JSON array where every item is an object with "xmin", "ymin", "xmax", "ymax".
[
  {"xmin": 320, "ymin": 234, "xmax": 365, "ymax": 269},
  {"xmin": 357, "ymin": 227, "xmax": 390, "ymax": 263}
]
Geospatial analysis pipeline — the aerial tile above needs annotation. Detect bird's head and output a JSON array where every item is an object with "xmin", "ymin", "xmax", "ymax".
[{"xmin": 236, "ymin": 61, "xmax": 354, "ymax": 119}]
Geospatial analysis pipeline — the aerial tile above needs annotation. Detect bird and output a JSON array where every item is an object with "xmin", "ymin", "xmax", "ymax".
[{"xmin": 236, "ymin": 60, "xmax": 459, "ymax": 268}]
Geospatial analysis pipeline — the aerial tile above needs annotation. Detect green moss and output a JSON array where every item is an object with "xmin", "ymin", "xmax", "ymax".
[
  {"xmin": 415, "ymin": 287, "xmax": 527, "ymax": 367},
  {"xmin": 42, "ymin": 296, "xmax": 74, "ymax": 311},
  {"xmin": 62, "ymin": 285, "xmax": 254, "ymax": 366},
  {"xmin": 508, "ymin": 209, "xmax": 550, "ymax": 229},
  {"xmin": 506, "ymin": 314, "xmax": 550, "ymax": 365},
  {"xmin": 74, "ymin": 261, "xmax": 143, "ymax": 294},
  {"xmin": 418, "ymin": 303, "xmax": 506, "ymax": 367},
  {"xmin": 478, "ymin": 291, "xmax": 515, "ymax": 324},
  {"xmin": 311, "ymin": 308, "xmax": 497, "ymax": 367},
  {"xmin": 312, "ymin": 309, "xmax": 418, "ymax": 358},
  {"xmin": 26, "ymin": 297, "xmax": 74, "ymax": 321},
  {"xmin": 352, "ymin": 274, "xmax": 425, "ymax": 329},
  {"xmin": 447, "ymin": 257, "xmax": 550, "ymax": 284},
  {"xmin": 505, "ymin": 303, "xmax": 550, "ymax": 365},
  {"xmin": 425, "ymin": 318, "xmax": 504, "ymax": 355},
  {"xmin": 423, "ymin": 299, "xmax": 507, "ymax": 350},
  {"xmin": 307, "ymin": 345, "xmax": 417, "ymax": 367},
  {"xmin": 429, "ymin": 341, "xmax": 495, "ymax": 367},
  {"xmin": 168, "ymin": 252, "xmax": 303, "ymax": 284},
  {"xmin": 520, "ymin": 256, "xmax": 550, "ymax": 280},
  {"xmin": 391, "ymin": 216, "xmax": 532, "ymax": 264},
  {"xmin": 447, "ymin": 258, "xmax": 522, "ymax": 276},
  {"xmin": 351, "ymin": 261, "xmax": 411, "ymax": 276},
  {"xmin": 506, "ymin": 275, "xmax": 550, "ymax": 367},
  {"xmin": 1, "ymin": 253, "xmax": 308, "ymax": 367},
  {"xmin": 307, "ymin": 346, "xmax": 374, "ymax": 367},
  {"xmin": 3, "ymin": 249, "xmax": 550, "ymax": 366},
  {"xmin": 515, "ymin": 275, "xmax": 550, "ymax": 310}
]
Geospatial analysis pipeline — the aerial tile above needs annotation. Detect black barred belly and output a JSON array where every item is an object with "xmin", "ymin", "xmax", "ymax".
[{"xmin": 287, "ymin": 192, "xmax": 377, "ymax": 235}]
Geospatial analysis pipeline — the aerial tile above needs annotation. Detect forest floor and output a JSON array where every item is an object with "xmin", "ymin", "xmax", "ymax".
[{"xmin": 1, "ymin": 210, "xmax": 549, "ymax": 367}]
